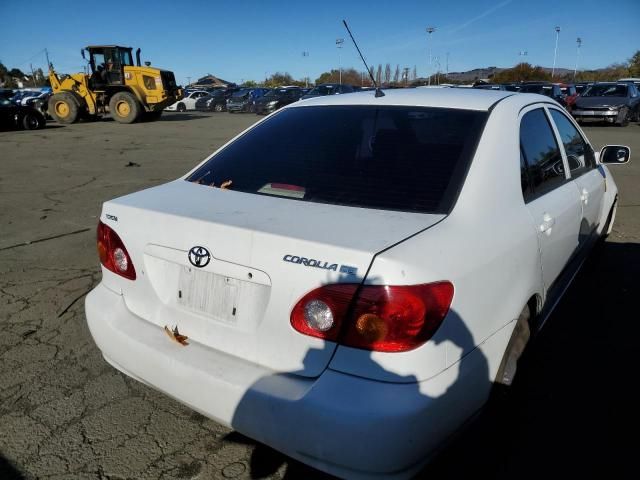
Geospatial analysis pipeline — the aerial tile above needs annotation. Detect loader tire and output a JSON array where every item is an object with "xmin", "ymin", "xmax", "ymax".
[
  {"xmin": 48, "ymin": 92, "xmax": 79, "ymax": 124},
  {"xmin": 109, "ymin": 92, "xmax": 142, "ymax": 124}
]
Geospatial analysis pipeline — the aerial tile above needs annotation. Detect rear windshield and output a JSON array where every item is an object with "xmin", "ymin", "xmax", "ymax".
[
  {"xmin": 519, "ymin": 85, "xmax": 553, "ymax": 95},
  {"xmin": 186, "ymin": 106, "xmax": 487, "ymax": 214}
]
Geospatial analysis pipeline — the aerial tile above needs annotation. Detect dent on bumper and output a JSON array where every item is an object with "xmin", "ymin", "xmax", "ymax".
[{"xmin": 85, "ymin": 283, "xmax": 486, "ymax": 479}]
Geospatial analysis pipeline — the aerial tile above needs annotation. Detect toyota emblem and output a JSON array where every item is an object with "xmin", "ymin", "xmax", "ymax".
[{"xmin": 188, "ymin": 246, "xmax": 211, "ymax": 268}]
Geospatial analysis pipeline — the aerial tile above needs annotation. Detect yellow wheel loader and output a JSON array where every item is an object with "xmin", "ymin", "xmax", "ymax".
[{"xmin": 48, "ymin": 45, "xmax": 182, "ymax": 124}]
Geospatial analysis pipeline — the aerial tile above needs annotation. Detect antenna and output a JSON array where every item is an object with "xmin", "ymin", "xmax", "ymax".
[{"xmin": 342, "ymin": 19, "xmax": 384, "ymax": 97}]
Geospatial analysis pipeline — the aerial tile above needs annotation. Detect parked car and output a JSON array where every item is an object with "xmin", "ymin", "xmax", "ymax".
[
  {"xmin": 574, "ymin": 82, "xmax": 592, "ymax": 95},
  {"xmin": 226, "ymin": 88, "xmax": 270, "ymax": 113},
  {"xmin": 502, "ymin": 83, "xmax": 521, "ymax": 92},
  {"xmin": 86, "ymin": 88, "xmax": 628, "ymax": 480},
  {"xmin": 0, "ymin": 97, "xmax": 46, "ymax": 130},
  {"xmin": 195, "ymin": 90, "xmax": 229, "ymax": 112},
  {"xmin": 301, "ymin": 83, "xmax": 355, "ymax": 99},
  {"xmin": 472, "ymin": 84, "xmax": 507, "ymax": 90},
  {"xmin": 557, "ymin": 83, "xmax": 578, "ymax": 110},
  {"xmin": 518, "ymin": 83, "xmax": 567, "ymax": 107},
  {"xmin": 618, "ymin": 77, "xmax": 640, "ymax": 88},
  {"xmin": 253, "ymin": 87, "xmax": 303, "ymax": 115},
  {"xmin": 572, "ymin": 82, "xmax": 640, "ymax": 126},
  {"xmin": 165, "ymin": 90, "xmax": 209, "ymax": 112}
]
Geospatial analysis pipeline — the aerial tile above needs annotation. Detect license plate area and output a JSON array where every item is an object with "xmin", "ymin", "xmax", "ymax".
[{"xmin": 177, "ymin": 266, "xmax": 239, "ymax": 323}]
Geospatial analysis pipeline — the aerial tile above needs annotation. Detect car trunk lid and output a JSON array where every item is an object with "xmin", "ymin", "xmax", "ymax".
[{"xmin": 100, "ymin": 180, "xmax": 444, "ymax": 377}]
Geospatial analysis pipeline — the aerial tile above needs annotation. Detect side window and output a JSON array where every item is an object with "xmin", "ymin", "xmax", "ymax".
[
  {"xmin": 520, "ymin": 149, "xmax": 533, "ymax": 201},
  {"xmin": 519, "ymin": 108, "xmax": 566, "ymax": 201},
  {"xmin": 549, "ymin": 109, "xmax": 596, "ymax": 177}
]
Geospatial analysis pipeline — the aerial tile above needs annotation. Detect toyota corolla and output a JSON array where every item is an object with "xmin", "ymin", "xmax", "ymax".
[{"xmin": 86, "ymin": 88, "xmax": 629, "ymax": 479}]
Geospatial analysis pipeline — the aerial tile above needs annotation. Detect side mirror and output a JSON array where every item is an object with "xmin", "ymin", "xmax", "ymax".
[{"xmin": 600, "ymin": 145, "xmax": 630, "ymax": 165}]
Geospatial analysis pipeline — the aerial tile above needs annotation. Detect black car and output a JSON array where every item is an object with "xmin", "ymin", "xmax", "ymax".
[
  {"xmin": 195, "ymin": 90, "xmax": 229, "ymax": 112},
  {"xmin": 518, "ymin": 83, "xmax": 567, "ymax": 107},
  {"xmin": 227, "ymin": 88, "xmax": 270, "ymax": 113},
  {"xmin": 301, "ymin": 83, "xmax": 355, "ymax": 99},
  {"xmin": 253, "ymin": 87, "xmax": 303, "ymax": 115},
  {"xmin": 472, "ymin": 84, "xmax": 508, "ymax": 91},
  {"xmin": 0, "ymin": 98, "xmax": 46, "ymax": 130},
  {"xmin": 572, "ymin": 82, "xmax": 640, "ymax": 126}
]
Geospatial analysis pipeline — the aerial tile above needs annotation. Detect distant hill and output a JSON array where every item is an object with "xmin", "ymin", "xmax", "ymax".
[{"xmin": 445, "ymin": 66, "xmax": 577, "ymax": 83}]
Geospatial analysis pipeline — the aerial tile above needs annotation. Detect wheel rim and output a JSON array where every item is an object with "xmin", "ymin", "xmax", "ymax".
[
  {"xmin": 55, "ymin": 101, "xmax": 69, "ymax": 118},
  {"xmin": 116, "ymin": 100, "xmax": 131, "ymax": 117},
  {"xmin": 26, "ymin": 115, "xmax": 38, "ymax": 129}
]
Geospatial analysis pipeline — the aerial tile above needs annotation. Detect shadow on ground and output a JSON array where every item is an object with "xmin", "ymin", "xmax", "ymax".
[{"xmin": 0, "ymin": 454, "xmax": 24, "ymax": 480}]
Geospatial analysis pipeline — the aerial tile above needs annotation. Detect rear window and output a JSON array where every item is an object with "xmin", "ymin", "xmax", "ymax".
[{"xmin": 186, "ymin": 106, "xmax": 487, "ymax": 214}]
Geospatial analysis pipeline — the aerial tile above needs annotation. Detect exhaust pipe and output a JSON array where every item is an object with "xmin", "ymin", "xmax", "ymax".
[{"xmin": 136, "ymin": 48, "xmax": 141, "ymax": 67}]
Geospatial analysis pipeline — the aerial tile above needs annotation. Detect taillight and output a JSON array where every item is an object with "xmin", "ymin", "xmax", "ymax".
[
  {"xmin": 290, "ymin": 282, "xmax": 453, "ymax": 352},
  {"xmin": 97, "ymin": 221, "xmax": 136, "ymax": 280}
]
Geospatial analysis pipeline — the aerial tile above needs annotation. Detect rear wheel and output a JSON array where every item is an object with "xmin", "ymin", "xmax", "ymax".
[
  {"xmin": 176, "ymin": 102, "xmax": 187, "ymax": 112},
  {"xmin": 22, "ymin": 111, "xmax": 45, "ymax": 130},
  {"xmin": 494, "ymin": 305, "xmax": 531, "ymax": 387},
  {"xmin": 48, "ymin": 92, "xmax": 79, "ymax": 124},
  {"xmin": 109, "ymin": 92, "xmax": 142, "ymax": 124}
]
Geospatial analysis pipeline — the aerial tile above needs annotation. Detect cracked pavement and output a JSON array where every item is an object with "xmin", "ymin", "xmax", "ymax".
[{"xmin": 1, "ymin": 115, "xmax": 639, "ymax": 479}]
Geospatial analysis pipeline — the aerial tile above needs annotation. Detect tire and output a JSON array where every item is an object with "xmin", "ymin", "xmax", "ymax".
[
  {"xmin": 176, "ymin": 102, "xmax": 187, "ymax": 113},
  {"xmin": 22, "ymin": 112, "xmax": 45, "ymax": 130},
  {"xmin": 109, "ymin": 92, "xmax": 142, "ymax": 124},
  {"xmin": 615, "ymin": 108, "xmax": 629, "ymax": 127},
  {"xmin": 214, "ymin": 103, "xmax": 224, "ymax": 112},
  {"xmin": 600, "ymin": 200, "xmax": 617, "ymax": 240},
  {"xmin": 494, "ymin": 305, "xmax": 531, "ymax": 387},
  {"xmin": 48, "ymin": 92, "xmax": 79, "ymax": 124}
]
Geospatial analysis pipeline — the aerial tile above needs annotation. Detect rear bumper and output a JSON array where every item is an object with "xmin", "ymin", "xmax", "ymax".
[{"xmin": 85, "ymin": 283, "xmax": 472, "ymax": 480}]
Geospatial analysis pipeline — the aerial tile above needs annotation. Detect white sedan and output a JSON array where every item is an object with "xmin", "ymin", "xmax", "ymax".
[
  {"xmin": 164, "ymin": 90, "xmax": 209, "ymax": 111},
  {"xmin": 86, "ymin": 88, "xmax": 629, "ymax": 479}
]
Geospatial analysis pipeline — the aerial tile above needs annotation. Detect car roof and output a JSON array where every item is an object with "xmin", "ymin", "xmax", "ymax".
[{"xmin": 291, "ymin": 87, "xmax": 514, "ymax": 111}]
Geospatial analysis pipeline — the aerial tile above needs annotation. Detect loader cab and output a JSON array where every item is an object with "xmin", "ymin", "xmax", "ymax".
[{"xmin": 86, "ymin": 46, "xmax": 134, "ymax": 87}]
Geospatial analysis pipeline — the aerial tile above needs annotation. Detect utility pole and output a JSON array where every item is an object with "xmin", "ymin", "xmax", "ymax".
[
  {"xmin": 186, "ymin": 76, "xmax": 191, "ymax": 86},
  {"xmin": 30, "ymin": 64, "xmax": 36, "ymax": 86},
  {"xmin": 426, "ymin": 27, "xmax": 436, "ymax": 86},
  {"xmin": 336, "ymin": 38, "xmax": 344, "ymax": 84},
  {"xmin": 44, "ymin": 48, "xmax": 51, "ymax": 70},
  {"xmin": 302, "ymin": 51, "xmax": 309, "ymax": 87},
  {"xmin": 574, "ymin": 37, "xmax": 582, "ymax": 80},
  {"xmin": 552, "ymin": 26, "xmax": 560, "ymax": 79},
  {"xmin": 446, "ymin": 52, "xmax": 449, "ymax": 77}
]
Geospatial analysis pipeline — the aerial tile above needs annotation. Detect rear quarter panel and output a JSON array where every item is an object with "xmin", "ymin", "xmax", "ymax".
[{"xmin": 330, "ymin": 98, "xmax": 543, "ymax": 385}]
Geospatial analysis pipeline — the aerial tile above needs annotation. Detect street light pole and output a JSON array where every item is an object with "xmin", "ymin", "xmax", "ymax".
[
  {"xmin": 552, "ymin": 26, "xmax": 560, "ymax": 79},
  {"xmin": 302, "ymin": 51, "xmax": 309, "ymax": 87},
  {"xmin": 426, "ymin": 27, "xmax": 435, "ymax": 86},
  {"xmin": 518, "ymin": 51, "xmax": 528, "ymax": 81},
  {"xmin": 574, "ymin": 37, "xmax": 582, "ymax": 80},
  {"xmin": 336, "ymin": 38, "xmax": 344, "ymax": 84}
]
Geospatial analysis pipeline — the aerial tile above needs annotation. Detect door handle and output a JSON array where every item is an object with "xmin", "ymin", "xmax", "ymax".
[
  {"xmin": 539, "ymin": 213, "xmax": 556, "ymax": 235},
  {"xmin": 580, "ymin": 188, "xmax": 589, "ymax": 204}
]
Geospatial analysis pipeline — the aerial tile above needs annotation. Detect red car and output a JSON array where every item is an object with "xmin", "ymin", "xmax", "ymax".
[{"xmin": 556, "ymin": 83, "xmax": 578, "ymax": 111}]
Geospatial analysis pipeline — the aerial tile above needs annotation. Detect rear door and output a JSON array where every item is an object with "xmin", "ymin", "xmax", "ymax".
[
  {"xmin": 547, "ymin": 108, "xmax": 604, "ymax": 246},
  {"xmin": 520, "ymin": 106, "xmax": 582, "ymax": 293}
]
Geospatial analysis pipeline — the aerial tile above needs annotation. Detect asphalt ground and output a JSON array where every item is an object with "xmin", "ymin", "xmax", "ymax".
[{"xmin": 0, "ymin": 111, "xmax": 638, "ymax": 479}]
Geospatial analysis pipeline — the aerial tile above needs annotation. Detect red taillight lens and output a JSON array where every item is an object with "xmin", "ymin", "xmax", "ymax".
[
  {"xmin": 290, "ymin": 282, "xmax": 453, "ymax": 352},
  {"xmin": 97, "ymin": 221, "xmax": 136, "ymax": 280}
]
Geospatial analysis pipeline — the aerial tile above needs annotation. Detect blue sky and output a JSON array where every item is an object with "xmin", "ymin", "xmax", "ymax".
[{"xmin": 1, "ymin": 0, "xmax": 638, "ymax": 85}]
